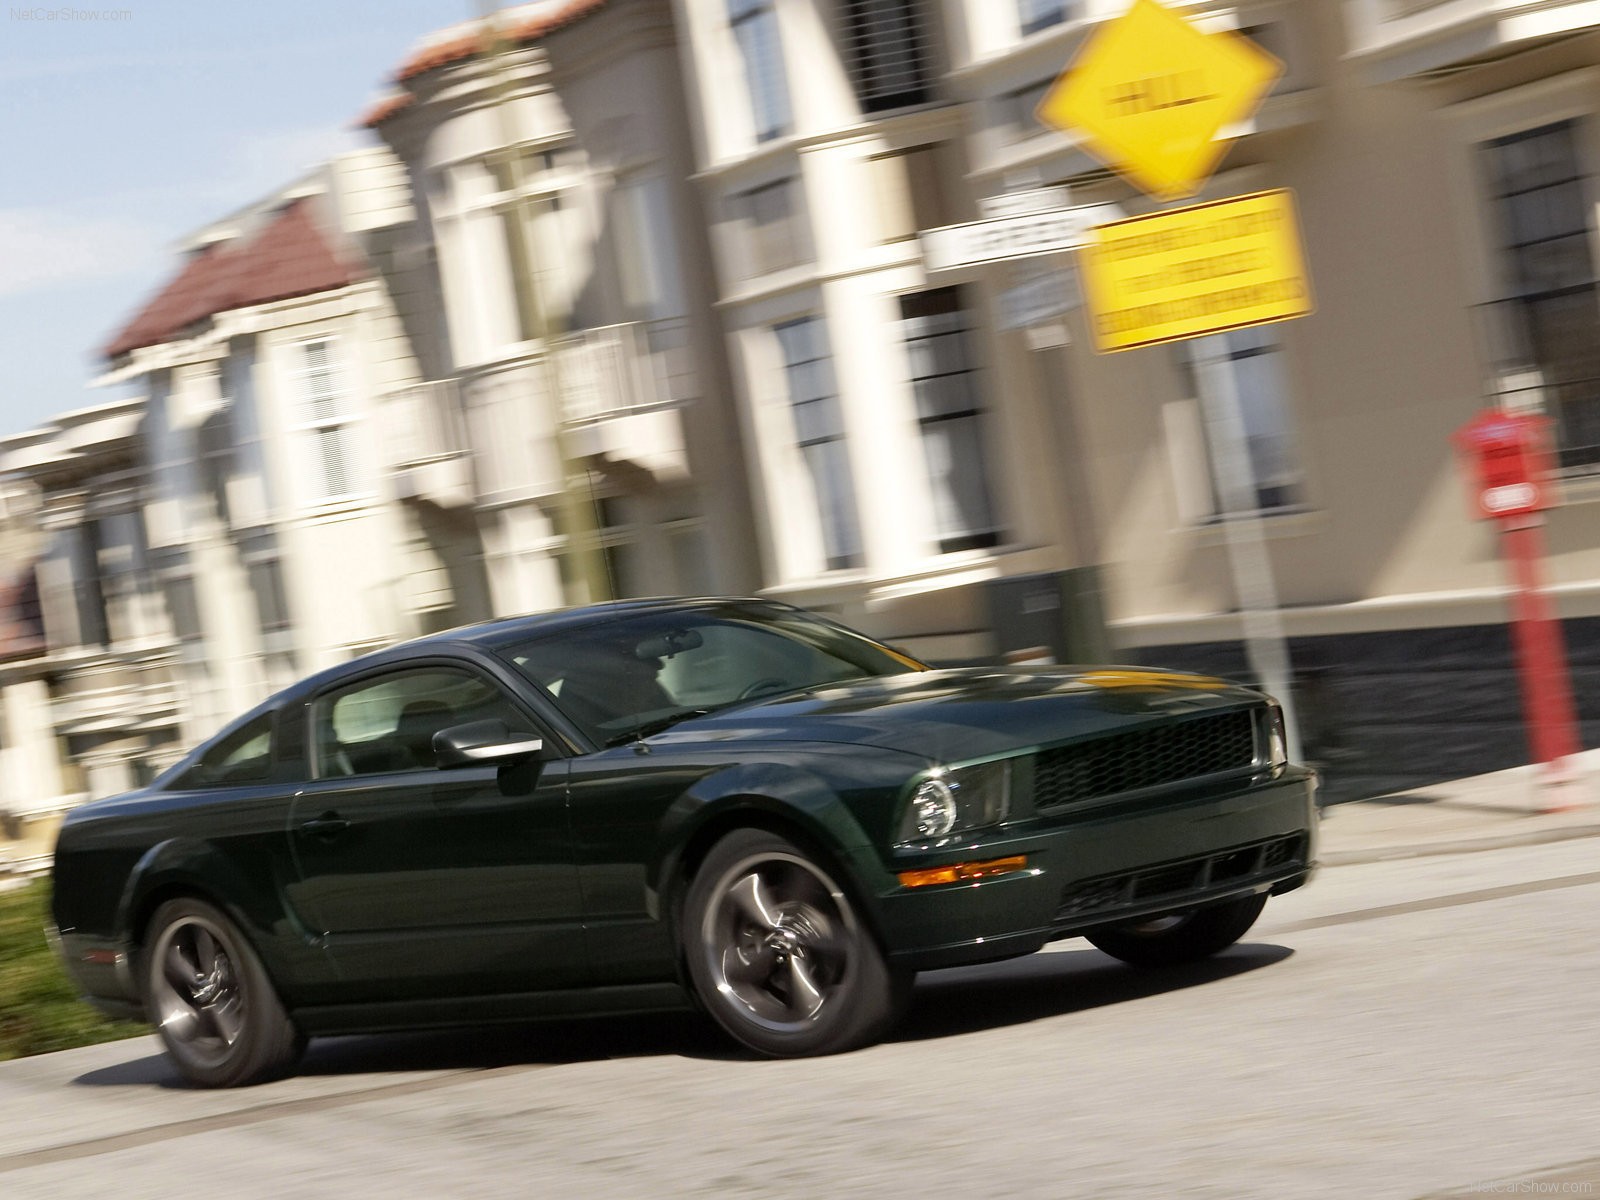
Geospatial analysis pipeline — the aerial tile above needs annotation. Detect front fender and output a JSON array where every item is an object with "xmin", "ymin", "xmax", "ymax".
[{"xmin": 647, "ymin": 760, "xmax": 888, "ymax": 920}]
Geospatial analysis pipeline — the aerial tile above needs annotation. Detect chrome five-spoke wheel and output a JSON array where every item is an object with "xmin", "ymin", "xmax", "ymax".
[
  {"xmin": 142, "ymin": 897, "xmax": 304, "ymax": 1087},
  {"xmin": 684, "ymin": 830, "xmax": 907, "ymax": 1057},
  {"xmin": 149, "ymin": 914, "xmax": 246, "ymax": 1065},
  {"xmin": 708, "ymin": 853, "xmax": 851, "ymax": 1032}
]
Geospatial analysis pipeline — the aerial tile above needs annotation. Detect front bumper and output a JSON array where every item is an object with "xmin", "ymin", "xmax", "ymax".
[{"xmin": 866, "ymin": 767, "xmax": 1318, "ymax": 971}]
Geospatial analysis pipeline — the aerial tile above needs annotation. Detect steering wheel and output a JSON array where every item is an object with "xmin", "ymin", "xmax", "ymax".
[{"xmin": 738, "ymin": 677, "xmax": 790, "ymax": 700}]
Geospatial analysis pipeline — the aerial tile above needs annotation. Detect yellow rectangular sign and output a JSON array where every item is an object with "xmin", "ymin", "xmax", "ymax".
[{"xmin": 1078, "ymin": 189, "xmax": 1312, "ymax": 353}]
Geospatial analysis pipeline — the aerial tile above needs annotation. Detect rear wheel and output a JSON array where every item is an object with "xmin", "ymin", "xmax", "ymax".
[
  {"xmin": 1086, "ymin": 892, "xmax": 1268, "ymax": 968},
  {"xmin": 142, "ymin": 897, "xmax": 304, "ymax": 1087},
  {"xmin": 683, "ymin": 829, "xmax": 908, "ymax": 1057}
]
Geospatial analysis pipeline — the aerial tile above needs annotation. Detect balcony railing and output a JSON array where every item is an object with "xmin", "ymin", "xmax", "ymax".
[
  {"xmin": 382, "ymin": 379, "xmax": 469, "ymax": 468},
  {"xmin": 555, "ymin": 317, "xmax": 697, "ymax": 426}
]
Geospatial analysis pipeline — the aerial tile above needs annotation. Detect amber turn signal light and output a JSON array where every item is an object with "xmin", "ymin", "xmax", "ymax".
[{"xmin": 897, "ymin": 855, "xmax": 1029, "ymax": 888}]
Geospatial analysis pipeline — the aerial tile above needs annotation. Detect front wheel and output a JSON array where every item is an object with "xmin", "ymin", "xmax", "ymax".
[
  {"xmin": 1086, "ymin": 891, "xmax": 1268, "ymax": 968},
  {"xmin": 683, "ymin": 829, "xmax": 908, "ymax": 1057},
  {"xmin": 142, "ymin": 897, "xmax": 305, "ymax": 1087}
]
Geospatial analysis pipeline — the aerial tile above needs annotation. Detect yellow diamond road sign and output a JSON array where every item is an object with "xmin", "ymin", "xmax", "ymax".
[
  {"xmin": 1077, "ymin": 189, "xmax": 1313, "ymax": 353},
  {"xmin": 1036, "ymin": 0, "xmax": 1283, "ymax": 201}
]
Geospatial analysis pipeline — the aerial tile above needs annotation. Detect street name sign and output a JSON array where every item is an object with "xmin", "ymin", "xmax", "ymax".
[
  {"xmin": 1077, "ymin": 189, "xmax": 1312, "ymax": 352},
  {"xmin": 921, "ymin": 204, "xmax": 1123, "ymax": 272},
  {"xmin": 1035, "ymin": 0, "xmax": 1282, "ymax": 201},
  {"xmin": 978, "ymin": 186, "xmax": 1073, "ymax": 219}
]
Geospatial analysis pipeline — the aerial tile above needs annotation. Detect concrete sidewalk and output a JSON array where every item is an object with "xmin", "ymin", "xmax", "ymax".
[{"xmin": 1316, "ymin": 748, "xmax": 1600, "ymax": 865}]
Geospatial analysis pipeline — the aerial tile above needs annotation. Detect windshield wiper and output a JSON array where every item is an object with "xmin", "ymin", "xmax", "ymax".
[{"xmin": 603, "ymin": 709, "xmax": 713, "ymax": 747}]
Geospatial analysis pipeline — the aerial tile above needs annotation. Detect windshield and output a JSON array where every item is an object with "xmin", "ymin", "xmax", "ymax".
[{"xmin": 495, "ymin": 601, "xmax": 923, "ymax": 745}]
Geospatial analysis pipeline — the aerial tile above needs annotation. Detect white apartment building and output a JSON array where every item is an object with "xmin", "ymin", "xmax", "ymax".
[
  {"xmin": 0, "ymin": 148, "xmax": 499, "ymax": 880},
  {"xmin": 94, "ymin": 148, "xmax": 489, "ymax": 723},
  {"xmin": 0, "ymin": 400, "xmax": 182, "ymax": 874},
  {"xmin": 365, "ymin": 0, "xmax": 761, "ymax": 613}
]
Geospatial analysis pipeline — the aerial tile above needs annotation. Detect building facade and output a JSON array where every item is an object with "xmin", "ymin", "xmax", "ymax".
[
  {"xmin": 366, "ymin": 0, "xmax": 762, "ymax": 615},
  {"xmin": 0, "ymin": 400, "xmax": 181, "ymax": 875},
  {"xmin": 0, "ymin": 149, "xmax": 496, "ymax": 876},
  {"xmin": 664, "ymin": 0, "xmax": 1600, "ymax": 796}
]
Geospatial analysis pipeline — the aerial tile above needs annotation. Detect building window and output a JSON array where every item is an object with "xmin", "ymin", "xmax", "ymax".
[
  {"xmin": 290, "ymin": 339, "xmax": 361, "ymax": 503},
  {"xmin": 727, "ymin": 178, "xmax": 806, "ymax": 276},
  {"xmin": 1018, "ymin": 0, "xmax": 1080, "ymax": 37},
  {"xmin": 437, "ymin": 150, "xmax": 580, "ymax": 360},
  {"xmin": 897, "ymin": 288, "xmax": 1004, "ymax": 553},
  {"xmin": 1483, "ymin": 120, "xmax": 1600, "ymax": 471},
  {"xmin": 775, "ymin": 318, "xmax": 865, "ymax": 571},
  {"xmin": 998, "ymin": 78, "xmax": 1054, "ymax": 143},
  {"xmin": 614, "ymin": 174, "xmax": 678, "ymax": 318},
  {"xmin": 840, "ymin": 0, "xmax": 930, "ymax": 114},
  {"xmin": 1175, "ymin": 329, "xmax": 1304, "ymax": 517},
  {"xmin": 243, "ymin": 548, "xmax": 295, "ymax": 674},
  {"xmin": 729, "ymin": 0, "xmax": 792, "ymax": 143},
  {"xmin": 871, "ymin": 143, "xmax": 959, "ymax": 242},
  {"xmin": 74, "ymin": 521, "xmax": 110, "ymax": 649}
]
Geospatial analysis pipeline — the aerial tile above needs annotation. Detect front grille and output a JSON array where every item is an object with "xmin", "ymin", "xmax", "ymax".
[
  {"xmin": 1055, "ymin": 833, "xmax": 1307, "ymax": 924},
  {"xmin": 1033, "ymin": 708, "xmax": 1257, "ymax": 809}
]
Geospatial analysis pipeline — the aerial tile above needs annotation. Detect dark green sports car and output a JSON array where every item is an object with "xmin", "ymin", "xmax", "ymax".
[{"xmin": 52, "ymin": 598, "xmax": 1317, "ymax": 1086}]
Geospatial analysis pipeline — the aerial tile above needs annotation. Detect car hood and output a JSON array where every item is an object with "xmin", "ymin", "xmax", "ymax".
[{"xmin": 653, "ymin": 666, "xmax": 1266, "ymax": 763}]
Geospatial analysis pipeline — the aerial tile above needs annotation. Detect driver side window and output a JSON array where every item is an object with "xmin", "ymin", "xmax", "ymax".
[{"xmin": 311, "ymin": 667, "xmax": 532, "ymax": 778}]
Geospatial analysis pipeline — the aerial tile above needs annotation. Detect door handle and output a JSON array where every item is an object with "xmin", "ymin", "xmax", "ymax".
[{"xmin": 300, "ymin": 812, "xmax": 350, "ymax": 839}]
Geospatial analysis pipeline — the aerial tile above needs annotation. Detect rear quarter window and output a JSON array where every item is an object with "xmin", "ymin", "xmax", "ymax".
[{"xmin": 167, "ymin": 712, "xmax": 275, "ymax": 790}]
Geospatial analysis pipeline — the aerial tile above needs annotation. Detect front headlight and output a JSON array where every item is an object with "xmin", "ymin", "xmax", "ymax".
[
  {"xmin": 1264, "ymin": 702, "xmax": 1288, "ymax": 769},
  {"xmin": 897, "ymin": 759, "xmax": 1012, "ymax": 845}
]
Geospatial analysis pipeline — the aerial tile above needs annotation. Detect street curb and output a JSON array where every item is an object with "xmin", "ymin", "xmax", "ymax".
[{"xmin": 1321, "ymin": 821, "xmax": 1600, "ymax": 866}]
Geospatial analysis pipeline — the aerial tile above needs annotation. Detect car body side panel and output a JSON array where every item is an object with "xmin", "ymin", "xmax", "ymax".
[{"xmin": 286, "ymin": 760, "xmax": 585, "ymax": 1002}]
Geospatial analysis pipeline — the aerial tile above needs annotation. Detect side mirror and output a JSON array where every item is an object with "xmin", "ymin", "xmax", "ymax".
[{"xmin": 433, "ymin": 720, "xmax": 544, "ymax": 769}]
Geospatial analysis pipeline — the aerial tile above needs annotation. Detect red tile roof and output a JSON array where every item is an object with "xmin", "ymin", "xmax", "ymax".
[
  {"xmin": 363, "ymin": 0, "xmax": 610, "ymax": 127},
  {"xmin": 104, "ymin": 198, "xmax": 361, "ymax": 360},
  {"xmin": 359, "ymin": 92, "xmax": 414, "ymax": 128}
]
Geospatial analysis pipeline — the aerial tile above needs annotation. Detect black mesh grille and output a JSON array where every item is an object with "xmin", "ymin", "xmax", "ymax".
[
  {"xmin": 1033, "ymin": 709, "xmax": 1257, "ymax": 809},
  {"xmin": 1055, "ymin": 834, "xmax": 1307, "ymax": 924}
]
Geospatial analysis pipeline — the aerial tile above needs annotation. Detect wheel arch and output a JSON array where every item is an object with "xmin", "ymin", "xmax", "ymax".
[
  {"xmin": 117, "ymin": 840, "xmax": 285, "ymax": 975},
  {"xmin": 653, "ymin": 769, "xmax": 891, "ymax": 974}
]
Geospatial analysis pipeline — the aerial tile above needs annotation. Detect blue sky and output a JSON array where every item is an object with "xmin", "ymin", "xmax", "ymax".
[{"xmin": 0, "ymin": 0, "xmax": 473, "ymax": 438}]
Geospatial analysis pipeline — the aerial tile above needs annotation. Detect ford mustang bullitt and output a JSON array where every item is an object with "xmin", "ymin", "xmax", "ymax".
[{"xmin": 52, "ymin": 598, "xmax": 1317, "ymax": 1086}]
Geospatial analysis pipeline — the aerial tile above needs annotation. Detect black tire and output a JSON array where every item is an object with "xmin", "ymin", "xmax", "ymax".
[
  {"xmin": 683, "ymin": 829, "xmax": 908, "ymax": 1057},
  {"xmin": 141, "ymin": 897, "xmax": 305, "ymax": 1087},
  {"xmin": 1086, "ymin": 892, "xmax": 1268, "ymax": 968}
]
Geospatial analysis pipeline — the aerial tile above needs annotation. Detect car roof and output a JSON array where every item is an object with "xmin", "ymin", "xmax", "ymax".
[
  {"xmin": 424, "ymin": 595, "xmax": 785, "ymax": 648},
  {"xmin": 159, "ymin": 597, "xmax": 811, "ymax": 783},
  {"xmin": 287, "ymin": 596, "xmax": 783, "ymax": 691}
]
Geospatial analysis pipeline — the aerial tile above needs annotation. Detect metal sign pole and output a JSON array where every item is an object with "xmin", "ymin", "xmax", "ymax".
[{"xmin": 1191, "ymin": 334, "xmax": 1303, "ymax": 763}]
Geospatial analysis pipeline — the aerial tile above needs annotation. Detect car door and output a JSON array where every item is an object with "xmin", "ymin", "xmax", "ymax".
[{"xmin": 285, "ymin": 658, "xmax": 586, "ymax": 1002}]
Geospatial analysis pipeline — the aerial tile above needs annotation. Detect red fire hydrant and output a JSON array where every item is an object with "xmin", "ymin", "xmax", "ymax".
[{"xmin": 1452, "ymin": 410, "xmax": 1583, "ymax": 811}]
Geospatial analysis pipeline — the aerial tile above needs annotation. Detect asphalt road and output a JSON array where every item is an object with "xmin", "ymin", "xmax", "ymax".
[{"xmin": 3, "ymin": 839, "xmax": 1599, "ymax": 1199}]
